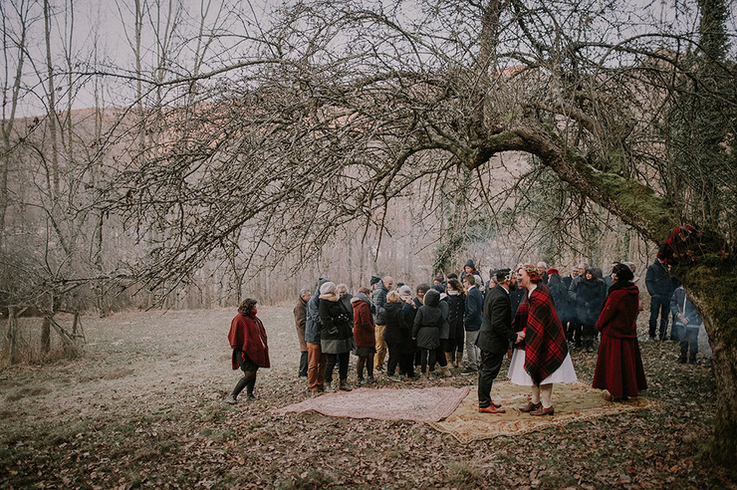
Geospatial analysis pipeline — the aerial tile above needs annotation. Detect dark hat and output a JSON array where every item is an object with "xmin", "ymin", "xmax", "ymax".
[
  {"xmin": 464, "ymin": 259, "xmax": 475, "ymax": 269},
  {"xmin": 370, "ymin": 276, "xmax": 381, "ymax": 286},
  {"xmin": 434, "ymin": 274, "xmax": 445, "ymax": 283},
  {"xmin": 612, "ymin": 263, "xmax": 634, "ymax": 282}
]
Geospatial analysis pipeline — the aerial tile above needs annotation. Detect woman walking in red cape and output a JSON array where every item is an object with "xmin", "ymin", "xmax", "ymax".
[
  {"xmin": 593, "ymin": 263, "xmax": 647, "ymax": 400},
  {"xmin": 225, "ymin": 298, "xmax": 270, "ymax": 404}
]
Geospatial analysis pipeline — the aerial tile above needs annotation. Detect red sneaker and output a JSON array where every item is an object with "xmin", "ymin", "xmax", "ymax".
[{"xmin": 479, "ymin": 405, "xmax": 506, "ymax": 414}]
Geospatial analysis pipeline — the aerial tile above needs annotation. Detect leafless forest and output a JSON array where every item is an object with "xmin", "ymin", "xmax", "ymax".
[{"xmin": 2, "ymin": 0, "xmax": 737, "ymax": 473}]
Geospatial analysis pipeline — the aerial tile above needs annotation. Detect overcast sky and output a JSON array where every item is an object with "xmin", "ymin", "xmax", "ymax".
[{"xmin": 3, "ymin": 0, "xmax": 736, "ymax": 118}]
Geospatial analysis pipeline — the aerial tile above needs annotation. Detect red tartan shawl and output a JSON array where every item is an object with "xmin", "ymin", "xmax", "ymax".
[
  {"xmin": 228, "ymin": 312, "xmax": 270, "ymax": 369},
  {"xmin": 513, "ymin": 284, "xmax": 568, "ymax": 384}
]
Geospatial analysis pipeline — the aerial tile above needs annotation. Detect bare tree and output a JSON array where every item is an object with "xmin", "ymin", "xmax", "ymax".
[{"xmin": 100, "ymin": 0, "xmax": 737, "ymax": 464}]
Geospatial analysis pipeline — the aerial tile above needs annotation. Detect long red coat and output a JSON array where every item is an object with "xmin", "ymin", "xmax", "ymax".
[
  {"xmin": 592, "ymin": 283, "xmax": 647, "ymax": 398},
  {"xmin": 228, "ymin": 312, "xmax": 270, "ymax": 369},
  {"xmin": 352, "ymin": 299, "xmax": 376, "ymax": 348}
]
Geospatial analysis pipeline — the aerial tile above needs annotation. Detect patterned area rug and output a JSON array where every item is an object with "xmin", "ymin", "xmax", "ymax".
[
  {"xmin": 275, "ymin": 386, "xmax": 471, "ymax": 423},
  {"xmin": 429, "ymin": 381, "xmax": 655, "ymax": 443}
]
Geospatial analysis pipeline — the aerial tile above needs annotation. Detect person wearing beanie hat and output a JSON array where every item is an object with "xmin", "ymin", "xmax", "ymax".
[
  {"xmin": 305, "ymin": 278, "xmax": 330, "ymax": 395},
  {"xmin": 461, "ymin": 259, "xmax": 479, "ymax": 284},
  {"xmin": 433, "ymin": 274, "xmax": 445, "ymax": 285},
  {"xmin": 547, "ymin": 268, "xmax": 559, "ymax": 276},
  {"xmin": 370, "ymin": 276, "xmax": 381, "ymax": 289},
  {"xmin": 319, "ymin": 281, "xmax": 355, "ymax": 392}
]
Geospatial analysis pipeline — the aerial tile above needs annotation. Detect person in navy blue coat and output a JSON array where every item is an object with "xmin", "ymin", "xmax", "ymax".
[{"xmin": 462, "ymin": 274, "xmax": 483, "ymax": 373}]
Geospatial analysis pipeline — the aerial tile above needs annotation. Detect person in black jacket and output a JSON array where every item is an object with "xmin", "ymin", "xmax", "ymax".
[
  {"xmin": 645, "ymin": 257, "xmax": 674, "ymax": 340},
  {"xmin": 318, "ymin": 282, "xmax": 355, "ymax": 391},
  {"xmin": 412, "ymin": 289, "xmax": 443, "ymax": 378},
  {"xmin": 462, "ymin": 274, "xmax": 483, "ymax": 374},
  {"xmin": 477, "ymin": 269, "xmax": 524, "ymax": 413},
  {"xmin": 445, "ymin": 278, "xmax": 465, "ymax": 368},
  {"xmin": 573, "ymin": 268, "xmax": 607, "ymax": 352},
  {"xmin": 385, "ymin": 291, "xmax": 413, "ymax": 380}
]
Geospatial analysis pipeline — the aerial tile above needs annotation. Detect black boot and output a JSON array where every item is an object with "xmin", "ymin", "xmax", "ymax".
[
  {"xmin": 689, "ymin": 353, "xmax": 697, "ymax": 365},
  {"xmin": 676, "ymin": 353, "xmax": 687, "ymax": 364}
]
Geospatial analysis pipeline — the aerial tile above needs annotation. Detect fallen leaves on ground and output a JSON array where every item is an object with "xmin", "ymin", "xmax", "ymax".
[{"xmin": 0, "ymin": 307, "xmax": 734, "ymax": 489}]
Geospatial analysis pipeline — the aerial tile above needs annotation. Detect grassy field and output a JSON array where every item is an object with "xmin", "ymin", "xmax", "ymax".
[{"xmin": 0, "ymin": 306, "xmax": 734, "ymax": 489}]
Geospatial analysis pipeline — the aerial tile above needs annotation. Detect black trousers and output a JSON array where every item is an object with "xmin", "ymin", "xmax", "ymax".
[
  {"xmin": 477, "ymin": 349, "xmax": 505, "ymax": 408},
  {"xmin": 298, "ymin": 351, "xmax": 308, "ymax": 377},
  {"xmin": 387, "ymin": 342, "xmax": 403, "ymax": 376},
  {"xmin": 419, "ymin": 348, "xmax": 437, "ymax": 372},
  {"xmin": 649, "ymin": 295, "xmax": 670, "ymax": 339},
  {"xmin": 435, "ymin": 340, "xmax": 448, "ymax": 367},
  {"xmin": 325, "ymin": 352, "xmax": 349, "ymax": 382}
]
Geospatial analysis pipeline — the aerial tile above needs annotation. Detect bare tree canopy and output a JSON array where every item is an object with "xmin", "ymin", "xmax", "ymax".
[{"xmin": 1, "ymin": 0, "xmax": 736, "ymax": 467}]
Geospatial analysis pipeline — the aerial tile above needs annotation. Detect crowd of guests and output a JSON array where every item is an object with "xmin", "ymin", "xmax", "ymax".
[{"xmin": 224, "ymin": 256, "xmax": 706, "ymax": 410}]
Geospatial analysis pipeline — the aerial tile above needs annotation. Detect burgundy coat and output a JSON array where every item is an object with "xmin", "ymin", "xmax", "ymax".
[
  {"xmin": 352, "ymin": 299, "xmax": 376, "ymax": 348},
  {"xmin": 596, "ymin": 284, "xmax": 639, "ymax": 338},
  {"xmin": 228, "ymin": 312, "xmax": 270, "ymax": 369},
  {"xmin": 593, "ymin": 283, "xmax": 647, "ymax": 398},
  {"xmin": 513, "ymin": 283, "xmax": 568, "ymax": 384}
]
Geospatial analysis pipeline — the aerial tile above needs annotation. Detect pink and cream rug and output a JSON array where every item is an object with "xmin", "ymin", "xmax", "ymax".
[
  {"xmin": 429, "ymin": 381, "xmax": 655, "ymax": 443},
  {"xmin": 275, "ymin": 386, "xmax": 471, "ymax": 423}
]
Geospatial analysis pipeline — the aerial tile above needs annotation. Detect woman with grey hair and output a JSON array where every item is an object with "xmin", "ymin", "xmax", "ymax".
[{"xmin": 319, "ymin": 281, "xmax": 355, "ymax": 391}]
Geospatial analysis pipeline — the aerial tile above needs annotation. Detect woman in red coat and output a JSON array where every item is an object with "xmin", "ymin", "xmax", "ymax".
[
  {"xmin": 593, "ymin": 263, "xmax": 647, "ymax": 400},
  {"xmin": 225, "ymin": 298, "xmax": 270, "ymax": 404},
  {"xmin": 352, "ymin": 288, "xmax": 376, "ymax": 385}
]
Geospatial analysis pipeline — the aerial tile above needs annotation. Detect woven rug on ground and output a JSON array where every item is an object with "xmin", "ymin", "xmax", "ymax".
[
  {"xmin": 274, "ymin": 386, "xmax": 471, "ymax": 423},
  {"xmin": 429, "ymin": 381, "xmax": 654, "ymax": 443}
]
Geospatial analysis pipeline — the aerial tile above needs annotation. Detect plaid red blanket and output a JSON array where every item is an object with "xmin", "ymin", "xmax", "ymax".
[{"xmin": 514, "ymin": 284, "xmax": 568, "ymax": 384}]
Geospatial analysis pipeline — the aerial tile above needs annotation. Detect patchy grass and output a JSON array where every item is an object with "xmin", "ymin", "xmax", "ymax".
[{"xmin": 0, "ymin": 307, "xmax": 735, "ymax": 489}]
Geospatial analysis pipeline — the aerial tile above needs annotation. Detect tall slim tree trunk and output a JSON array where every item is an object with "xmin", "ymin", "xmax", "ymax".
[
  {"xmin": 41, "ymin": 315, "xmax": 51, "ymax": 353},
  {"xmin": 44, "ymin": 0, "xmax": 60, "ymax": 199},
  {"xmin": 6, "ymin": 306, "xmax": 18, "ymax": 365}
]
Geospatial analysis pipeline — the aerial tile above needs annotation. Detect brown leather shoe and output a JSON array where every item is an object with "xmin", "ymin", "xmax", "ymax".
[
  {"xmin": 519, "ymin": 401, "xmax": 542, "ymax": 412},
  {"xmin": 479, "ymin": 405, "xmax": 506, "ymax": 414},
  {"xmin": 530, "ymin": 405, "xmax": 555, "ymax": 416},
  {"xmin": 491, "ymin": 401, "xmax": 502, "ymax": 409}
]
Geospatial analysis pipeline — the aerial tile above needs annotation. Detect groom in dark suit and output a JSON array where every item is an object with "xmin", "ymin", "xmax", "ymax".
[{"xmin": 476, "ymin": 269, "xmax": 524, "ymax": 413}]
